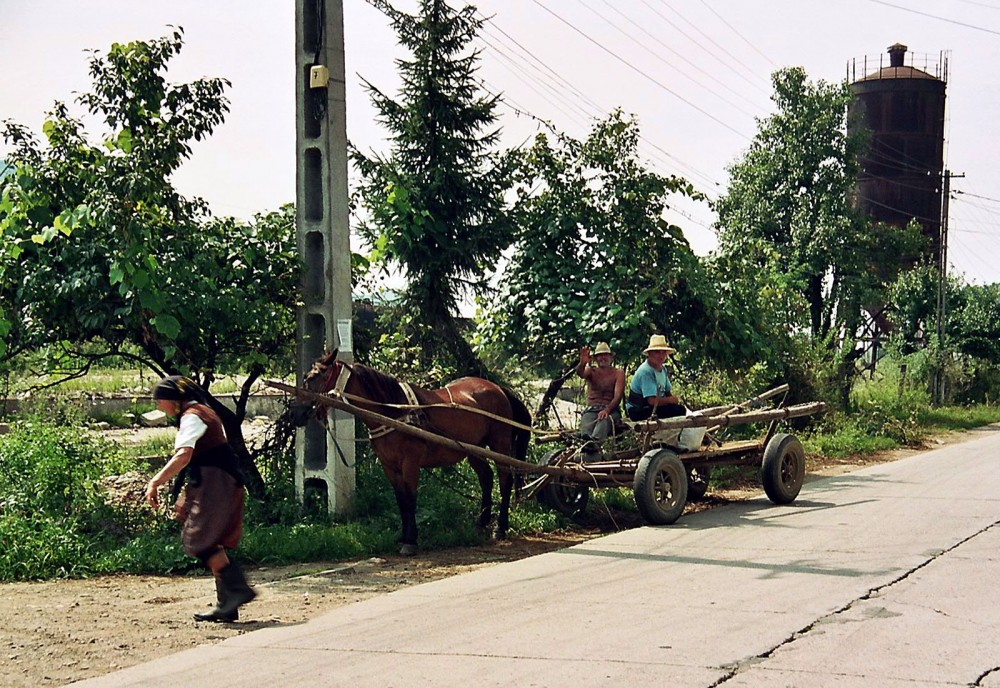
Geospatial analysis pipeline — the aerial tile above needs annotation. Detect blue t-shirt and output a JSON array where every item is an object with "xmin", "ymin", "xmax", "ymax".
[{"xmin": 627, "ymin": 361, "xmax": 671, "ymax": 411}]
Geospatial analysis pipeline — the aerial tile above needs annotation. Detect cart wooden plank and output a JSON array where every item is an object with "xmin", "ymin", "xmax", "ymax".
[{"xmin": 265, "ymin": 379, "xmax": 588, "ymax": 480}]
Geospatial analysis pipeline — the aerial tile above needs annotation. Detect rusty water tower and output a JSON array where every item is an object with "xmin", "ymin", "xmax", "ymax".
[{"xmin": 848, "ymin": 43, "xmax": 948, "ymax": 265}]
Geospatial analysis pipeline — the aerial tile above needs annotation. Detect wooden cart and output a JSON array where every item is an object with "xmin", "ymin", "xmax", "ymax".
[
  {"xmin": 266, "ymin": 380, "xmax": 825, "ymax": 527},
  {"xmin": 526, "ymin": 384, "xmax": 827, "ymax": 525}
]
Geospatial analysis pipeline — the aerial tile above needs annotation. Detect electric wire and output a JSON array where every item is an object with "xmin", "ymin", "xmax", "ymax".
[
  {"xmin": 528, "ymin": 0, "xmax": 752, "ymax": 140},
  {"xmin": 475, "ymin": 8, "xmax": 724, "ymax": 192},
  {"xmin": 696, "ymin": 0, "xmax": 778, "ymax": 68},
  {"xmin": 868, "ymin": 0, "xmax": 1000, "ymax": 36},
  {"xmin": 649, "ymin": 0, "xmax": 771, "ymax": 90},
  {"xmin": 584, "ymin": 0, "xmax": 763, "ymax": 116}
]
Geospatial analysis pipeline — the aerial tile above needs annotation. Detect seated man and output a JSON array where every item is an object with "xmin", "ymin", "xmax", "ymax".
[
  {"xmin": 625, "ymin": 334, "xmax": 686, "ymax": 421},
  {"xmin": 576, "ymin": 341, "xmax": 625, "ymax": 443}
]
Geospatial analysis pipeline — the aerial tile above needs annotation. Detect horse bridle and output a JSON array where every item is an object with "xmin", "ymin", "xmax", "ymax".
[{"xmin": 316, "ymin": 359, "xmax": 419, "ymax": 440}]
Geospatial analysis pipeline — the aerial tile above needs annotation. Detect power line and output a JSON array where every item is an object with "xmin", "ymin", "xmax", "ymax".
[
  {"xmin": 528, "ymin": 0, "xmax": 751, "ymax": 140},
  {"xmin": 697, "ymin": 0, "xmax": 777, "ymax": 68},
  {"xmin": 651, "ymin": 0, "xmax": 770, "ymax": 90},
  {"xmin": 868, "ymin": 0, "xmax": 1000, "ymax": 36},
  {"xmin": 586, "ymin": 0, "xmax": 763, "ymax": 116},
  {"xmin": 954, "ymin": 188, "xmax": 1000, "ymax": 204},
  {"xmin": 479, "ymin": 8, "xmax": 725, "ymax": 191}
]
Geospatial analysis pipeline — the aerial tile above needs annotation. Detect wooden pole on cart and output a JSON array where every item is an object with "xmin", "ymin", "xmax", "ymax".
[
  {"xmin": 633, "ymin": 401, "xmax": 827, "ymax": 433},
  {"xmin": 264, "ymin": 380, "xmax": 587, "ymax": 480}
]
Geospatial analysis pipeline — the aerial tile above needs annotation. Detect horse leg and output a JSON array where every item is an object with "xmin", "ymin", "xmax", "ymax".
[
  {"xmin": 384, "ymin": 461, "xmax": 420, "ymax": 556},
  {"xmin": 496, "ymin": 467, "xmax": 514, "ymax": 540},
  {"xmin": 467, "ymin": 457, "xmax": 494, "ymax": 530}
]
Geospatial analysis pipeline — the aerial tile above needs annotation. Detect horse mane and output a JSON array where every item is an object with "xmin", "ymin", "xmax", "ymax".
[{"xmin": 351, "ymin": 364, "xmax": 414, "ymax": 406}]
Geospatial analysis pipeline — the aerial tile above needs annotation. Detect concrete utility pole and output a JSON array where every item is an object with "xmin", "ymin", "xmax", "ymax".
[
  {"xmin": 934, "ymin": 169, "xmax": 963, "ymax": 405},
  {"xmin": 294, "ymin": 0, "xmax": 355, "ymax": 515}
]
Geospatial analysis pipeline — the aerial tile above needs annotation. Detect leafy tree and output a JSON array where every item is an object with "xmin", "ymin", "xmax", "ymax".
[
  {"xmin": 952, "ymin": 283, "xmax": 1000, "ymax": 362},
  {"xmin": 0, "ymin": 31, "xmax": 300, "ymax": 492},
  {"xmin": 714, "ymin": 67, "xmax": 926, "ymax": 406},
  {"xmin": 478, "ymin": 112, "xmax": 740, "ymax": 384},
  {"xmin": 351, "ymin": 0, "xmax": 516, "ymax": 376}
]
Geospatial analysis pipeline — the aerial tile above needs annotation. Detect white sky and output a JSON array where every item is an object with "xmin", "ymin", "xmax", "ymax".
[{"xmin": 2, "ymin": 0, "xmax": 999, "ymax": 286}]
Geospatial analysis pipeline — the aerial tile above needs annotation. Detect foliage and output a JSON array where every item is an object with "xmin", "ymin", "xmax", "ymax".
[
  {"xmin": 0, "ymin": 30, "xmax": 301, "ymax": 491},
  {"xmin": 478, "ymin": 111, "xmax": 731, "ymax": 378},
  {"xmin": 886, "ymin": 267, "xmax": 1000, "ymax": 404},
  {"xmin": 951, "ymin": 283, "xmax": 1000, "ymax": 362},
  {"xmin": 713, "ymin": 67, "xmax": 928, "ymax": 407},
  {"xmin": 351, "ymin": 0, "xmax": 516, "ymax": 374},
  {"xmin": 0, "ymin": 420, "xmax": 142, "ymax": 579},
  {"xmin": 0, "ymin": 30, "xmax": 229, "ymax": 365}
]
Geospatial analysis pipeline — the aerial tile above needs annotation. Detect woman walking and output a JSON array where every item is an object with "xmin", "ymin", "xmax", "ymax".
[{"xmin": 144, "ymin": 375, "xmax": 256, "ymax": 622}]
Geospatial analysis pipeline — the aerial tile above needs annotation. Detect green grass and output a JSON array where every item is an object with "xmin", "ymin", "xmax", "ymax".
[
  {"xmin": 10, "ymin": 369, "xmax": 245, "ymax": 396},
  {"xmin": 916, "ymin": 404, "xmax": 1000, "ymax": 431}
]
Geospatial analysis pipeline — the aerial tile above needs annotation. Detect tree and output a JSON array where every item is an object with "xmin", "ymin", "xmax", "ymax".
[
  {"xmin": 478, "ymin": 112, "xmax": 740, "ymax": 383},
  {"xmin": 714, "ymin": 67, "xmax": 926, "ymax": 406},
  {"xmin": 351, "ymin": 0, "xmax": 516, "ymax": 376},
  {"xmin": 0, "ymin": 31, "xmax": 300, "ymax": 492}
]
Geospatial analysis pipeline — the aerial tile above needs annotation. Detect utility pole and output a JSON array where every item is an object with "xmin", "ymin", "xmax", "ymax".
[
  {"xmin": 934, "ymin": 169, "xmax": 963, "ymax": 405},
  {"xmin": 294, "ymin": 0, "xmax": 355, "ymax": 514}
]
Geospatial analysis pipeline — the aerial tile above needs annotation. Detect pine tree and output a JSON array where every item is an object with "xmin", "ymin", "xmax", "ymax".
[{"xmin": 352, "ymin": 0, "xmax": 515, "ymax": 376}]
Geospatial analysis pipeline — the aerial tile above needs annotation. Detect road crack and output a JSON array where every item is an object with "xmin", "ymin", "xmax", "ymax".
[{"xmin": 709, "ymin": 520, "xmax": 1000, "ymax": 687}]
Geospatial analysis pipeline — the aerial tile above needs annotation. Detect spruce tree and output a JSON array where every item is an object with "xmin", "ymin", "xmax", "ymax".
[{"xmin": 352, "ymin": 0, "xmax": 514, "ymax": 376}]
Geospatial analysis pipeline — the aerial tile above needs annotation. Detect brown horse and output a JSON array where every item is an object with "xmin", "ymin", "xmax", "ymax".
[{"xmin": 299, "ymin": 353, "xmax": 532, "ymax": 555}]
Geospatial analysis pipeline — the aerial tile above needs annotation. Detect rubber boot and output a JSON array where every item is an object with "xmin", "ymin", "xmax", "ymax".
[
  {"xmin": 215, "ymin": 562, "xmax": 256, "ymax": 618},
  {"xmin": 194, "ymin": 576, "xmax": 239, "ymax": 622}
]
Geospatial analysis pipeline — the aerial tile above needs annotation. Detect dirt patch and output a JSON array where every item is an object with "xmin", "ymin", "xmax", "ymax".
[{"xmin": 1, "ymin": 426, "xmax": 991, "ymax": 687}]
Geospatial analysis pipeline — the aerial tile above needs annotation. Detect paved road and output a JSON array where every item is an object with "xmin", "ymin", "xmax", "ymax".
[{"xmin": 71, "ymin": 428, "xmax": 1000, "ymax": 687}]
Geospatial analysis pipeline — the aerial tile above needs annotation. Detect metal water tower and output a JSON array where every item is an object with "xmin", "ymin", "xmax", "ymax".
[{"xmin": 848, "ymin": 43, "xmax": 948, "ymax": 264}]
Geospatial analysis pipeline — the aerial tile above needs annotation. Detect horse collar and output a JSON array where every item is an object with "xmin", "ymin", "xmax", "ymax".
[
  {"xmin": 399, "ymin": 381, "xmax": 419, "ymax": 407},
  {"xmin": 324, "ymin": 360, "xmax": 351, "ymax": 395}
]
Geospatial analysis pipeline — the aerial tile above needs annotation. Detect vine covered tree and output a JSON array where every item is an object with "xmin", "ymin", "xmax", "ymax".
[
  {"xmin": 351, "ymin": 0, "xmax": 516, "ymax": 376},
  {"xmin": 478, "ymin": 112, "xmax": 738, "ymax": 383}
]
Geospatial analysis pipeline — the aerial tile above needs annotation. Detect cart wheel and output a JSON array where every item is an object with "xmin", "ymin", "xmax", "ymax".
[
  {"xmin": 537, "ymin": 450, "xmax": 590, "ymax": 516},
  {"xmin": 633, "ymin": 449, "xmax": 688, "ymax": 525},
  {"xmin": 761, "ymin": 433, "xmax": 805, "ymax": 504},
  {"xmin": 686, "ymin": 466, "xmax": 711, "ymax": 502}
]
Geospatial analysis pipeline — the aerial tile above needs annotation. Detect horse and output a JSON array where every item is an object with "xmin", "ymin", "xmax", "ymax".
[{"xmin": 296, "ymin": 352, "xmax": 532, "ymax": 555}]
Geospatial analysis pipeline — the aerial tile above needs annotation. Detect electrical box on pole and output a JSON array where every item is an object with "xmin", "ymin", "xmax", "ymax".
[{"xmin": 294, "ymin": 0, "xmax": 355, "ymax": 515}]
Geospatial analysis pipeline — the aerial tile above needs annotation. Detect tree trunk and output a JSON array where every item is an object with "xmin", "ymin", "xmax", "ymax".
[
  {"xmin": 534, "ymin": 366, "xmax": 576, "ymax": 426},
  {"xmin": 202, "ymin": 391, "xmax": 266, "ymax": 500},
  {"xmin": 807, "ymin": 273, "xmax": 824, "ymax": 338}
]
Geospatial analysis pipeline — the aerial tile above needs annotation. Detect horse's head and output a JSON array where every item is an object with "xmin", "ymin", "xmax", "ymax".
[{"xmin": 289, "ymin": 350, "xmax": 344, "ymax": 427}]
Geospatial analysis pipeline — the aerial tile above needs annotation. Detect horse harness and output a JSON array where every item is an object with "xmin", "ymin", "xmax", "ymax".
[{"xmin": 323, "ymin": 361, "xmax": 456, "ymax": 441}]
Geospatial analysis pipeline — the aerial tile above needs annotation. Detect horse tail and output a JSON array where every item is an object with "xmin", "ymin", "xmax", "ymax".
[{"xmin": 502, "ymin": 387, "xmax": 532, "ymax": 462}]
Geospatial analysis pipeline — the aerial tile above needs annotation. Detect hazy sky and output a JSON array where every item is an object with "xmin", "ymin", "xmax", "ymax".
[{"xmin": 2, "ymin": 0, "xmax": 999, "ymax": 285}]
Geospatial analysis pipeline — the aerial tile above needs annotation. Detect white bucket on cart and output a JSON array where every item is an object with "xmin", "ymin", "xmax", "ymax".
[
  {"xmin": 678, "ymin": 410, "xmax": 707, "ymax": 450},
  {"xmin": 651, "ymin": 409, "xmax": 706, "ymax": 450}
]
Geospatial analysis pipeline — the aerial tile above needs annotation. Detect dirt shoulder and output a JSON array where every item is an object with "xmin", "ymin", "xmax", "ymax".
[{"xmin": 1, "ymin": 426, "xmax": 992, "ymax": 688}]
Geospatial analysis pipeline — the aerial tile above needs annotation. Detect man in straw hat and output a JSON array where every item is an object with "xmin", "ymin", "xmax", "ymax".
[
  {"xmin": 576, "ymin": 341, "xmax": 625, "ymax": 445},
  {"xmin": 625, "ymin": 334, "xmax": 685, "ymax": 421}
]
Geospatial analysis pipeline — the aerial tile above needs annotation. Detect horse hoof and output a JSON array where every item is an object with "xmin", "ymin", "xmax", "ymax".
[{"xmin": 399, "ymin": 544, "xmax": 418, "ymax": 556}]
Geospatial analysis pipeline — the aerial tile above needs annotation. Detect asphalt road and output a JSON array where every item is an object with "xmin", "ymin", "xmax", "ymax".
[{"xmin": 70, "ymin": 427, "xmax": 1000, "ymax": 688}]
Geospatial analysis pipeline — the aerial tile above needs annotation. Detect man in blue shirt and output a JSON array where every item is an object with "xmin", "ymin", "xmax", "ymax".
[{"xmin": 625, "ymin": 334, "xmax": 686, "ymax": 421}]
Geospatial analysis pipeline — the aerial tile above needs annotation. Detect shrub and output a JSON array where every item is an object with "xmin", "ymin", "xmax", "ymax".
[{"xmin": 0, "ymin": 420, "xmax": 141, "ymax": 579}]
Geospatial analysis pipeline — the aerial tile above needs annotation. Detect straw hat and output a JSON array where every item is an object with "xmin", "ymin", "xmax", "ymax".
[
  {"xmin": 643, "ymin": 334, "xmax": 677, "ymax": 354},
  {"xmin": 593, "ymin": 342, "xmax": 613, "ymax": 356}
]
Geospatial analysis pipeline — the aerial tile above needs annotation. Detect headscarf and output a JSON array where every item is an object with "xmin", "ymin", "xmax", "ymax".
[{"xmin": 152, "ymin": 375, "xmax": 205, "ymax": 403}]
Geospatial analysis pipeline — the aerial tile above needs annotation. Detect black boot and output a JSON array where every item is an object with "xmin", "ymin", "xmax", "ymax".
[
  {"xmin": 215, "ymin": 562, "xmax": 256, "ymax": 618},
  {"xmin": 194, "ymin": 576, "xmax": 239, "ymax": 623}
]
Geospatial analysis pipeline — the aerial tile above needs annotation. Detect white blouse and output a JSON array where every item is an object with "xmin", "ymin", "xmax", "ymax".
[{"xmin": 174, "ymin": 412, "xmax": 208, "ymax": 450}]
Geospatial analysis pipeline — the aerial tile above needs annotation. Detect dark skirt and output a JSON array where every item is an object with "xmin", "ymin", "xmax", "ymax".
[{"xmin": 180, "ymin": 466, "xmax": 245, "ymax": 557}]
